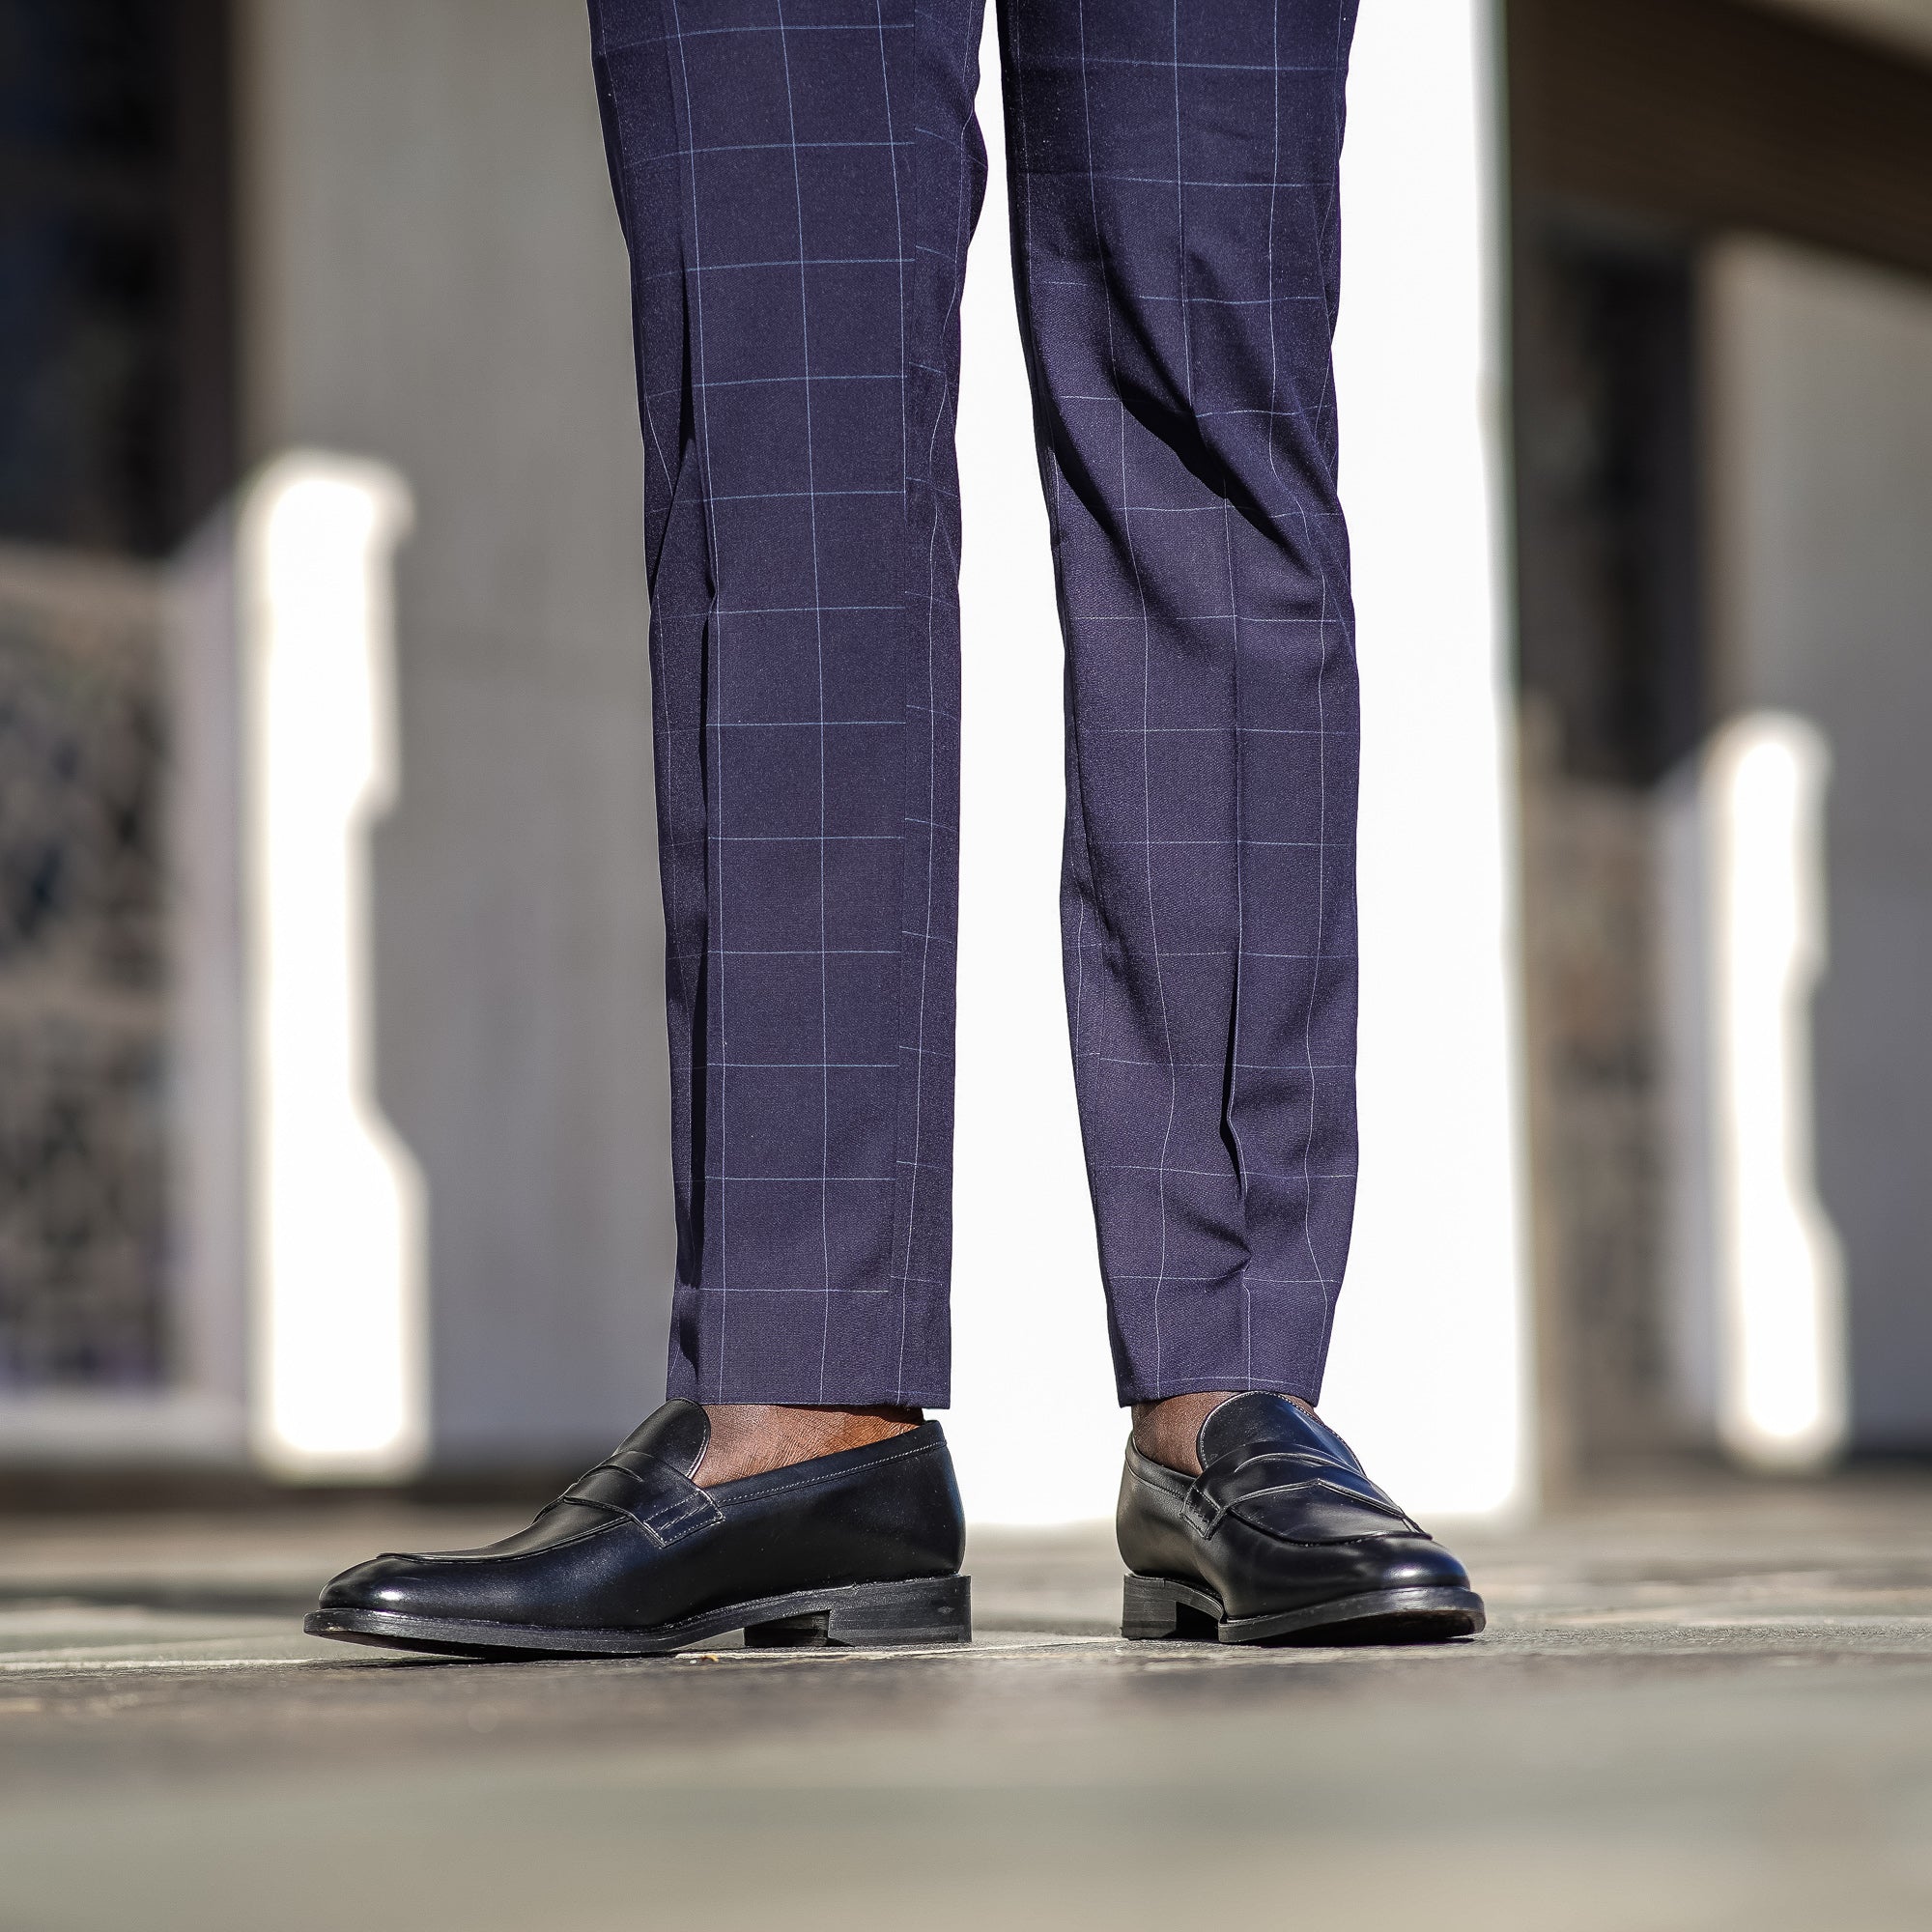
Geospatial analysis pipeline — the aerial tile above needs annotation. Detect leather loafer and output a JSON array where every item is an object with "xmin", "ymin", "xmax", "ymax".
[
  {"xmin": 1117, "ymin": 1392, "xmax": 1484, "ymax": 1645},
  {"xmin": 304, "ymin": 1401, "xmax": 970, "ymax": 1658}
]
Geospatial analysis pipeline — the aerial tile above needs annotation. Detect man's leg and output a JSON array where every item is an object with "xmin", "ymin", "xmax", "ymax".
[
  {"xmin": 997, "ymin": 1, "xmax": 1481, "ymax": 1640},
  {"xmin": 305, "ymin": 2, "xmax": 1000, "ymax": 1652},
  {"xmin": 591, "ymin": 0, "xmax": 987, "ymax": 1470},
  {"xmin": 999, "ymin": 0, "xmax": 1362, "ymax": 1437}
]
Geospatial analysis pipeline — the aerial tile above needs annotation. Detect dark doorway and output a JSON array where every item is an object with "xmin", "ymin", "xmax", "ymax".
[
  {"xmin": 1514, "ymin": 223, "xmax": 1705, "ymax": 783},
  {"xmin": 0, "ymin": 0, "xmax": 234, "ymax": 556}
]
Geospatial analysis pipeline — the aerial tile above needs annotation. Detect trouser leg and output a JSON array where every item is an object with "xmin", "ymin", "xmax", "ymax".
[
  {"xmin": 588, "ymin": 0, "xmax": 985, "ymax": 1405},
  {"xmin": 999, "ymin": 0, "xmax": 1362, "ymax": 1403}
]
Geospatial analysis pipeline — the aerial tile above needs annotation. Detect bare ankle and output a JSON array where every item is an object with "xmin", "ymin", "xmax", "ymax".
[
  {"xmin": 1131, "ymin": 1390, "xmax": 1313, "ymax": 1476},
  {"xmin": 696, "ymin": 1404, "xmax": 922, "ymax": 1488}
]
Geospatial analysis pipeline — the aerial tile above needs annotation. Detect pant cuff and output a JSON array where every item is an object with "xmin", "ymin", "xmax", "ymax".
[
  {"xmin": 667, "ymin": 1281, "xmax": 951, "ymax": 1407},
  {"xmin": 1107, "ymin": 1276, "xmax": 1333, "ymax": 1407}
]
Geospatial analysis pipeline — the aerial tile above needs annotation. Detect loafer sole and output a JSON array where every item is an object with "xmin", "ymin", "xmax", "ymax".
[
  {"xmin": 1122, "ymin": 1572, "xmax": 1483, "ymax": 1646},
  {"xmin": 304, "ymin": 1574, "xmax": 971, "ymax": 1659}
]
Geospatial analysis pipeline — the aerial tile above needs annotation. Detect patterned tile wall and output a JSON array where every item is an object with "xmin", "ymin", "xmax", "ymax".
[{"xmin": 0, "ymin": 553, "xmax": 169, "ymax": 1389}]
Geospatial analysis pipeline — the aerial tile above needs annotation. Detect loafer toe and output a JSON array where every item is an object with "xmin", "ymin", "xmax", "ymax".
[
  {"xmin": 1371, "ymin": 1537, "xmax": 1474, "ymax": 1595},
  {"xmin": 316, "ymin": 1552, "xmax": 450, "ymax": 1618}
]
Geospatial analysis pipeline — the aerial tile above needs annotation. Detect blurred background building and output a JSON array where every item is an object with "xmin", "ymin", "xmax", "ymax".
[
  {"xmin": 0, "ymin": 0, "xmax": 667, "ymax": 1480},
  {"xmin": 1508, "ymin": 0, "xmax": 1932, "ymax": 1476},
  {"xmin": 0, "ymin": 0, "xmax": 1928, "ymax": 1499}
]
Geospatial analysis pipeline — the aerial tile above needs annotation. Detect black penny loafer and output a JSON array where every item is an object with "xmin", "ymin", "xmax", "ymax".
[
  {"xmin": 1117, "ymin": 1391, "xmax": 1484, "ymax": 1645},
  {"xmin": 304, "ymin": 1401, "xmax": 970, "ymax": 1658}
]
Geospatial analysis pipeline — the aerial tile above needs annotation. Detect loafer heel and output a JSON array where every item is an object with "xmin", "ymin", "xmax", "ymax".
[
  {"xmin": 746, "ymin": 1575, "xmax": 972, "ymax": 1650},
  {"xmin": 1122, "ymin": 1572, "xmax": 1223, "ymax": 1641},
  {"xmin": 1124, "ymin": 1568, "xmax": 1485, "ymax": 1645}
]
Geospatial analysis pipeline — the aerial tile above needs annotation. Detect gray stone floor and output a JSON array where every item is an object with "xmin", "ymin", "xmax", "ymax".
[{"xmin": 3, "ymin": 1471, "xmax": 1931, "ymax": 1930}]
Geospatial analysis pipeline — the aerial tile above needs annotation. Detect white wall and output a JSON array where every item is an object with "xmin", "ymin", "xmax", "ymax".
[
  {"xmin": 239, "ymin": 0, "xmax": 672, "ymax": 1465},
  {"xmin": 947, "ymin": 16, "xmax": 1122, "ymax": 1525},
  {"xmin": 1704, "ymin": 237, "xmax": 1932, "ymax": 1449},
  {"xmin": 1319, "ymin": 0, "xmax": 1529, "ymax": 1521}
]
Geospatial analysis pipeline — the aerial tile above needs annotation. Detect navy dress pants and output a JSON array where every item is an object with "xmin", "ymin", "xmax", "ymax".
[{"xmin": 588, "ymin": 0, "xmax": 1361, "ymax": 1409}]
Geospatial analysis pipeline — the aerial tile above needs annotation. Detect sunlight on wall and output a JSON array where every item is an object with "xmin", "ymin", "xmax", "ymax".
[
  {"xmin": 1305, "ymin": 0, "xmax": 1531, "ymax": 1523},
  {"xmin": 240, "ymin": 454, "xmax": 429, "ymax": 1481},
  {"xmin": 948, "ymin": 18, "xmax": 1127, "ymax": 1526},
  {"xmin": 1703, "ymin": 715, "xmax": 1846, "ymax": 1468}
]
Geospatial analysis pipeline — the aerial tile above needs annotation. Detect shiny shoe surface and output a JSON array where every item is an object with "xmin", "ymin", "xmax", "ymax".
[
  {"xmin": 1117, "ymin": 1392, "xmax": 1484, "ymax": 1645},
  {"xmin": 305, "ymin": 1401, "xmax": 969, "ymax": 1658}
]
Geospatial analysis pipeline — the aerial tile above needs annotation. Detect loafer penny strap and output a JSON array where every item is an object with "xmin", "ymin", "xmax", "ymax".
[
  {"xmin": 555, "ymin": 1454, "xmax": 724, "ymax": 1547},
  {"xmin": 1186, "ymin": 1451, "xmax": 1419, "ymax": 1539}
]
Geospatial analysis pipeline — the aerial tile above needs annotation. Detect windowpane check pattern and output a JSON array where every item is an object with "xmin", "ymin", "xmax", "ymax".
[{"xmin": 589, "ymin": 0, "xmax": 1360, "ymax": 1406}]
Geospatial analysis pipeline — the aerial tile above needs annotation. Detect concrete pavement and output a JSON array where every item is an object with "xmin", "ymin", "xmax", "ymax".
[{"xmin": 1, "ymin": 1471, "xmax": 1930, "ymax": 1930}]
